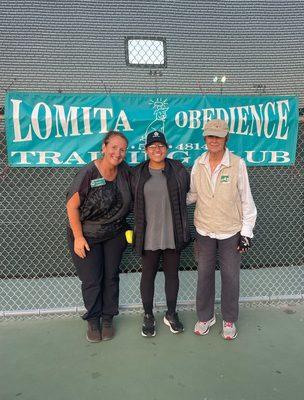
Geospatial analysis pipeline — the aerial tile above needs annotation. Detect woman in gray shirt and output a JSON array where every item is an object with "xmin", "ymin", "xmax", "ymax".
[{"xmin": 132, "ymin": 131, "xmax": 191, "ymax": 337}]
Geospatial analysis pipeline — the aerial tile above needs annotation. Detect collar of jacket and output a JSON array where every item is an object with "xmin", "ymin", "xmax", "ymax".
[{"xmin": 139, "ymin": 158, "xmax": 183, "ymax": 174}]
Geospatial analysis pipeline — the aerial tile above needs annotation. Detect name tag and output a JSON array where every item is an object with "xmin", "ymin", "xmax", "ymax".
[
  {"xmin": 220, "ymin": 175, "xmax": 230, "ymax": 183},
  {"xmin": 91, "ymin": 178, "xmax": 106, "ymax": 188}
]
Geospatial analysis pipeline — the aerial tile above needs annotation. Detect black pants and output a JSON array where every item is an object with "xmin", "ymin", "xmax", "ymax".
[
  {"xmin": 67, "ymin": 229, "xmax": 127, "ymax": 321},
  {"xmin": 140, "ymin": 249, "xmax": 181, "ymax": 315}
]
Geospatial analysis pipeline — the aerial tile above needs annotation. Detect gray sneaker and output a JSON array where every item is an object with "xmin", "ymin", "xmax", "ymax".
[
  {"xmin": 86, "ymin": 318, "xmax": 102, "ymax": 343},
  {"xmin": 222, "ymin": 321, "xmax": 238, "ymax": 340},
  {"xmin": 194, "ymin": 315, "xmax": 216, "ymax": 335}
]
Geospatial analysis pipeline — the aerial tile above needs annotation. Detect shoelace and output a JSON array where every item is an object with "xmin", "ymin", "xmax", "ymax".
[
  {"xmin": 199, "ymin": 317, "xmax": 214, "ymax": 326},
  {"xmin": 224, "ymin": 321, "xmax": 233, "ymax": 328},
  {"xmin": 199, "ymin": 320, "xmax": 209, "ymax": 326}
]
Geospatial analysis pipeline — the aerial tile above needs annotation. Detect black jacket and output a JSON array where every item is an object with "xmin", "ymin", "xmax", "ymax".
[
  {"xmin": 131, "ymin": 158, "xmax": 191, "ymax": 255},
  {"xmin": 67, "ymin": 160, "xmax": 132, "ymax": 241}
]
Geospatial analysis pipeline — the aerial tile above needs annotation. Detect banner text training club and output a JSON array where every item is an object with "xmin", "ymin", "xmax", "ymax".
[{"xmin": 5, "ymin": 92, "xmax": 299, "ymax": 167}]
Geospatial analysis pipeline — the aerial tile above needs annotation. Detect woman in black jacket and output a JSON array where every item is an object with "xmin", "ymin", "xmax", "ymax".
[
  {"xmin": 66, "ymin": 131, "xmax": 132, "ymax": 343},
  {"xmin": 132, "ymin": 131, "xmax": 191, "ymax": 337}
]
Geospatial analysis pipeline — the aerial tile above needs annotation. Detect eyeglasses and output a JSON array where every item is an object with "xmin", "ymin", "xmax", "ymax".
[{"xmin": 147, "ymin": 144, "xmax": 166, "ymax": 150}]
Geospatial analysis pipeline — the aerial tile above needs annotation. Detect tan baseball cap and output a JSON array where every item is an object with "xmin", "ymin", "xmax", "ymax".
[{"xmin": 203, "ymin": 119, "xmax": 229, "ymax": 137}]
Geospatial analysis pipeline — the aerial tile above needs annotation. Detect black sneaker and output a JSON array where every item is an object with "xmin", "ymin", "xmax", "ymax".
[
  {"xmin": 163, "ymin": 312, "xmax": 184, "ymax": 334},
  {"xmin": 141, "ymin": 314, "xmax": 156, "ymax": 337}
]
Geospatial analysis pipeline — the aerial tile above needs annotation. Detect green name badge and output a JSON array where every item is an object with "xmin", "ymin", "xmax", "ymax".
[
  {"xmin": 221, "ymin": 175, "xmax": 230, "ymax": 183},
  {"xmin": 91, "ymin": 178, "xmax": 106, "ymax": 188}
]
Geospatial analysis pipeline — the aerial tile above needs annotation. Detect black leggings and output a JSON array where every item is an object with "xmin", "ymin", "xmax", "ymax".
[
  {"xmin": 67, "ymin": 229, "xmax": 127, "ymax": 321},
  {"xmin": 140, "ymin": 249, "xmax": 181, "ymax": 315}
]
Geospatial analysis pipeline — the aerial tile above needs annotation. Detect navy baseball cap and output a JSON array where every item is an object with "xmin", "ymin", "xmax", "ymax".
[{"xmin": 145, "ymin": 131, "xmax": 168, "ymax": 148}]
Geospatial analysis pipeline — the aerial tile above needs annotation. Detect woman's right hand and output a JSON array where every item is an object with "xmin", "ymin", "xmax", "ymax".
[
  {"xmin": 67, "ymin": 193, "xmax": 90, "ymax": 258},
  {"xmin": 74, "ymin": 236, "xmax": 90, "ymax": 259}
]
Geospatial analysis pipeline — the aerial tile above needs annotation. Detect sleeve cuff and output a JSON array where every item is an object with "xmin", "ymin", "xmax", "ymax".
[{"xmin": 241, "ymin": 227, "xmax": 254, "ymax": 238}]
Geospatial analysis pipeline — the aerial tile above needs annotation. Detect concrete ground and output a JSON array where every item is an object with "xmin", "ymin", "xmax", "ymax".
[{"xmin": 1, "ymin": 304, "xmax": 304, "ymax": 400}]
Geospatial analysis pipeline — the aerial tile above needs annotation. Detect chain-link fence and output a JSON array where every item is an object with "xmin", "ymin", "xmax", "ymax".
[
  {"xmin": 0, "ymin": 0, "xmax": 303, "ymax": 318},
  {"xmin": 125, "ymin": 37, "xmax": 167, "ymax": 68},
  {"xmin": 0, "ymin": 116, "xmax": 303, "ymax": 317}
]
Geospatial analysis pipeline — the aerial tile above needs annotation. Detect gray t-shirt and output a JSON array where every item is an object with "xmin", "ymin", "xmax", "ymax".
[{"xmin": 143, "ymin": 168, "xmax": 175, "ymax": 250}]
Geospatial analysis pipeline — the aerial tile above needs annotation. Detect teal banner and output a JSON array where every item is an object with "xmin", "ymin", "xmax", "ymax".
[{"xmin": 5, "ymin": 91, "xmax": 299, "ymax": 167}]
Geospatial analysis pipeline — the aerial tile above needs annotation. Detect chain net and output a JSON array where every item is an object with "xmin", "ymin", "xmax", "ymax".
[
  {"xmin": 1, "ymin": 118, "xmax": 303, "ymax": 317},
  {"xmin": 0, "ymin": 0, "xmax": 303, "ymax": 317},
  {"xmin": 126, "ymin": 38, "xmax": 166, "ymax": 67}
]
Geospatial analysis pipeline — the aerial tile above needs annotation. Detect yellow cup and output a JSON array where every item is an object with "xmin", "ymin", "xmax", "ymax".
[{"xmin": 125, "ymin": 230, "xmax": 134, "ymax": 244}]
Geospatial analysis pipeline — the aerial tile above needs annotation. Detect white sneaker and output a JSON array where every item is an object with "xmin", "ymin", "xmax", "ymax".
[
  {"xmin": 194, "ymin": 315, "xmax": 216, "ymax": 335},
  {"xmin": 222, "ymin": 321, "xmax": 238, "ymax": 340}
]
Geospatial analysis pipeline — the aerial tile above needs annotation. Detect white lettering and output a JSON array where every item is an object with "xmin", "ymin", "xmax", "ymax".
[
  {"xmin": 36, "ymin": 151, "xmax": 62, "ymax": 165},
  {"xmin": 127, "ymin": 151, "xmax": 142, "ymax": 165},
  {"xmin": 167, "ymin": 150, "xmax": 189, "ymax": 164},
  {"xmin": 93, "ymin": 108, "xmax": 113, "ymax": 133},
  {"xmin": 64, "ymin": 151, "xmax": 86, "ymax": 165},
  {"xmin": 31, "ymin": 102, "xmax": 52, "ymax": 140},
  {"xmin": 263, "ymin": 102, "xmax": 276, "ymax": 138},
  {"xmin": 249, "ymin": 104, "xmax": 263, "ymax": 136},
  {"xmin": 215, "ymin": 108, "xmax": 229, "ymax": 124},
  {"xmin": 245, "ymin": 150, "xmax": 290, "ymax": 164},
  {"xmin": 11, "ymin": 151, "xmax": 36, "ymax": 164},
  {"xmin": 54, "ymin": 105, "xmax": 80, "ymax": 137},
  {"xmin": 87, "ymin": 151, "xmax": 100, "ymax": 161},
  {"xmin": 11, "ymin": 99, "xmax": 32, "ymax": 142},
  {"xmin": 270, "ymin": 151, "xmax": 290, "ymax": 163},
  {"xmin": 202, "ymin": 108, "xmax": 216, "ymax": 125},
  {"xmin": 276, "ymin": 100, "xmax": 289, "ymax": 140},
  {"xmin": 175, "ymin": 111, "xmax": 188, "ymax": 128},
  {"xmin": 189, "ymin": 110, "xmax": 201, "ymax": 129},
  {"xmin": 114, "ymin": 110, "xmax": 133, "ymax": 131},
  {"xmin": 236, "ymin": 106, "xmax": 250, "ymax": 135},
  {"xmin": 82, "ymin": 107, "xmax": 93, "ymax": 135},
  {"xmin": 245, "ymin": 151, "xmax": 267, "ymax": 163},
  {"xmin": 228, "ymin": 107, "xmax": 237, "ymax": 133}
]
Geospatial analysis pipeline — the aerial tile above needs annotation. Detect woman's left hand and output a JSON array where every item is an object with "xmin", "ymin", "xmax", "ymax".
[{"xmin": 237, "ymin": 236, "xmax": 252, "ymax": 253}]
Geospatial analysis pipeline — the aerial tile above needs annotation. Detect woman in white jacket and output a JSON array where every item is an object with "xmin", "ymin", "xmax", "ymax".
[{"xmin": 187, "ymin": 119, "xmax": 257, "ymax": 340}]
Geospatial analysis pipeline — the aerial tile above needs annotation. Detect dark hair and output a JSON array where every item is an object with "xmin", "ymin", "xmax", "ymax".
[{"xmin": 102, "ymin": 130, "xmax": 128, "ymax": 147}]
